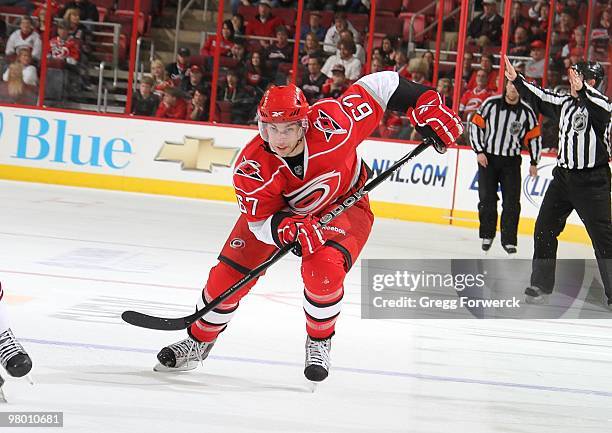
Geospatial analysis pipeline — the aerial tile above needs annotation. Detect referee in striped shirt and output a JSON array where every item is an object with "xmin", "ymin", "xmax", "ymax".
[
  {"xmin": 469, "ymin": 79, "xmax": 542, "ymax": 254},
  {"xmin": 504, "ymin": 56, "xmax": 612, "ymax": 308}
]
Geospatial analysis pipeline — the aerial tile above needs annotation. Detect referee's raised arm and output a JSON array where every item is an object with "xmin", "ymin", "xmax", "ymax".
[{"xmin": 503, "ymin": 55, "xmax": 565, "ymax": 120}]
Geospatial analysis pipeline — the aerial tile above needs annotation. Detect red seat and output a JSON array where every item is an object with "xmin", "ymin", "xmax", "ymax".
[
  {"xmin": 0, "ymin": 6, "xmax": 28, "ymax": 14},
  {"xmin": 97, "ymin": 6, "xmax": 107, "ymax": 22},
  {"xmin": 301, "ymin": 10, "xmax": 334, "ymax": 28},
  {"xmin": 219, "ymin": 57, "xmax": 239, "ymax": 69},
  {"xmin": 96, "ymin": 0, "xmax": 115, "ymax": 9},
  {"xmin": 376, "ymin": 0, "xmax": 402, "ymax": 16},
  {"xmin": 215, "ymin": 101, "xmax": 233, "ymax": 124},
  {"xmin": 272, "ymin": 7, "xmax": 296, "ymax": 25},
  {"xmin": 374, "ymin": 16, "xmax": 403, "ymax": 38},
  {"xmin": 400, "ymin": 13, "xmax": 426, "ymax": 42},
  {"xmin": 347, "ymin": 13, "xmax": 369, "ymax": 33},
  {"xmin": 403, "ymin": 0, "xmax": 435, "ymax": 14},
  {"xmin": 237, "ymin": 5, "xmax": 258, "ymax": 23}
]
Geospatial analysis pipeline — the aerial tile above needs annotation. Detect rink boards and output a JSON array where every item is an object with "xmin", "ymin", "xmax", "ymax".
[{"xmin": 0, "ymin": 105, "xmax": 591, "ymax": 243}]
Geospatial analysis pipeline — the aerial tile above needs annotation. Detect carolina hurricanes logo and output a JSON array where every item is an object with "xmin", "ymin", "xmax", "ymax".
[
  {"xmin": 313, "ymin": 109, "xmax": 348, "ymax": 142},
  {"xmin": 285, "ymin": 171, "xmax": 342, "ymax": 214},
  {"xmin": 234, "ymin": 157, "xmax": 264, "ymax": 182}
]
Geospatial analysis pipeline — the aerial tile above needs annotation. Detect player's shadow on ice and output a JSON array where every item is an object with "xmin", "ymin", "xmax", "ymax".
[{"xmin": 39, "ymin": 364, "xmax": 314, "ymax": 394}]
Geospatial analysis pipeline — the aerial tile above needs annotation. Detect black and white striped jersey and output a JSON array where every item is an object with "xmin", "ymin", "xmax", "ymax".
[
  {"xmin": 513, "ymin": 74, "xmax": 612, "ymax": 170},
  {"xmin": 469, "ymin": 94, "xmax": 542, "ymax": 164}
]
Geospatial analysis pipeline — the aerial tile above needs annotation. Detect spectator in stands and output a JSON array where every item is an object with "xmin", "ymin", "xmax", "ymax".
[
  {"xmin": 546, "ymin": 67, "xmax": 563, "ymax": 91},
  {"xmin": 512, "ymin": 59, "xmax": 526, "ymax": 77},
  {"xmin": 393, "ymin": 51, "xmax": 410, "ymax": 79},
  {"xmin": 407, "ymin": 58, "xmax": 431, "ymax": 87},
  {"xmin": 509, "ymin": 1, "xmax": 531, "ymax": 38},
  {"xmin": 300, "ymin": 56, "xmax": 326, "ymax": 104},
  {"xmin": 166, "ymin": 47, "xmax": 191, "ymax": 86},
  {"xmin": 229, "ymin": 42, "xmax": 247, "ymax": 71},
  {"xmin": 156, "ymin": 87, "xmax": 188, "ymax": 120},
  {"xmin": 323, "ymin": 12, "xmax": 359, "ymax": 55},
  {"xmin": 379, "ymin": 36, "xmax": 397, "ymax": 67},
  {"xmin": 265, "ymin": 26, "xmax": 293, "ymax": 70},
  {"xmin": 301, "ymin": 11, "xmax": 326, "ymax": 42},
  {"xmin": 181, "ymin": 64, "xmax": 205, "ymax": 98},
  {"xmin": 5, "ymin": 16, "xmax": 41, "ymax": 61},
  {"xmin": 34, "ymin": 1, "xmax": 58, "ymax": 33},
  {"xmin": 245, "ymin": 51, "xmax": 270, "ymax": 96},
  {"xmin": 201, "ymin": 20, "xmax": 235, "ymax": 57},
  {"xmin": 509, "ymin": 26, "xmax": 531, "ymax": 57},
  {"xmin": 59, "ymin": 0, "xmax": 98, "ymax": 22},
  {"xmin": 3, "ymin": 46, "xmax": 37, "ymax": 85},
  {"xmin": 436, "ymin": 78, "xmax": 453, "ymax": 108},
  {"xmin": 462, "ymin": 51, "xmax": 475, "ymax": 89},
  {"xmin": 300, "ymin": 32, "xmax": 325, "ymax": 66},
  {"xmin": 49, "ymin": 20, "xmax": 80, "ymax": 66},
  {"xmin": 561, "ymin": 25, "xmax": 585, "ymax": 58},
  {"xmin": 459, "ymin": 69, "xmax": 493, "ymax": 120},
  {"xmin": 321, "ymin": 64, "xmax": 349, "ymax": 98},
  {"xmin": 231, "ymin": 14, "xmax": 246, "ymax": 39},
  {"xmin": 467, "ymin": 0, "xmax": 503, "ymax": 47},
  {"xmin": 337, "ymin": 29, "xmax": 365, "ymax": 64},
  {"xmin": 376, "ymin": 111, "xmax": 405, "ymax": 139},
  {"xmin": 555, "ymin": 8, "xmax": 577, "ymax": 48},
  {"xmin": 529, "ymin": 1, "xmax": 549, "ymax": 42},
  {"xmin": 186, "ymin": 87, "xmax": 209, "ymax": 122},
  {"xmin": 65, "ymin": 8, "xmax": 92, "ymax": 60},
  {"xmin": 369, "ymin": 57, "xmax": 386, "ymax": 74},
  {"xmin": 0, "ymin": 62, "xmax": 36, "ymax": 104},
  {"xmin": 220, "ymin": 69, "xmax": 256, "ymax": 124},
  {"xmin": 150, "ymin": 59, "xmax": 172, "ymax": 97},
  {"xmin": 421, "ymin": 50, "xmax": 435, "ymax": 82},
  {"xmin": 0, "ymin": 0, "xmax": 33, "ymax": 14},
  {"xmin": 467, "ymin": 54, "xmax": 497, "ymax": 91},
  {"xmin": 131, "ymin": 75, "xmax": 160, "ymax": 117},
  {"xmin": 321, "ymin": 40, "xmax": 361, "ymax": 81},
  {"xmin": 525, "ymin": 40, "xmax": 546, "ymax": 82},
  {"xmin": 0, "ymin": 20, "xmax": 6, "ymax": 51},
  {"xmin": 245, "ymin": 0, "xmax": 285, "ymax": 48}
]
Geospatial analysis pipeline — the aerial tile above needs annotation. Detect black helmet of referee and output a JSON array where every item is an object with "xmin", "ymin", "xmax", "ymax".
[{"xmin": 572, "ymin": 61, "xmax": 605, "ymax": 87}]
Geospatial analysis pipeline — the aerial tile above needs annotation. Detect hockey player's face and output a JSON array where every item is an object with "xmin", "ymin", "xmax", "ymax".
[{"xmin": 266, "ymin": 122, "xmax": 304, "ymax": 157}]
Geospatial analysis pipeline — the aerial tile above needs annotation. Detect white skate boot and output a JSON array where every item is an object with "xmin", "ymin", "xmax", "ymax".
[{"xmin": 154, "ymin": 338, "xmax": 216, "ymax": 372}]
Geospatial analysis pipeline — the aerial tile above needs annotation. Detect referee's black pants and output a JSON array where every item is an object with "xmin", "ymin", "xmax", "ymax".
[
  {"xmin": 477, "ymin": 154, "xmax": 521, "ymax": 245},
  {"xmin": 530, "ymin": 165, "xmax": 612, "ymax": 301}
]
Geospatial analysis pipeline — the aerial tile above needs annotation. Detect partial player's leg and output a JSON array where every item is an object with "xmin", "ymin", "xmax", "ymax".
[
  {"xmin": 477, "ymin": 154, "xmax": 500, "ymax": 251},
  {"xmin": 570, "ymin": 166, "xmax": 612, "ymax": 308},
  {"xmin": 0, "ymin": 283, "xmax": 32, "ymax": 379},
  {"xmin": 301, "ymin": 197, "xmax": 374, "ymax": 381},
  {"xmin": 499, "ymin": 155, "xmax": 521, "ymax": 253},
  {"xmin": 156, "ymin": 215, "xmax": 277, "ymax": 371},
  {"xmin": 526, "ymin": 168, "xmax": 574, "ymax": 303}
]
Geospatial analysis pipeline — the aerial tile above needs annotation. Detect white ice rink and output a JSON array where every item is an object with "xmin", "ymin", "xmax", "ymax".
[{"xmin": 0, "ymin": 179, "xmax": 611, "ymax": 433}]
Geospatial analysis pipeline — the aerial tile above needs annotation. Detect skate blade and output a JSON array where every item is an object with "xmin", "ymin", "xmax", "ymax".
[
  {"xmin": 525, "ymin": 295, "xmax": 548, "ymax": 305},
  {"xmin": 153, "ymin": 362, "xmax": 198, "ymax": 372},
  {"xmin": 25, "ymin": 374, "xmax": 34, "ymax": 385},
  {"xmin": 305, "ymin": 381, "xmax": 318, "ymax": 393},
  {"xmin": 0, "ymin": 387, "xmax": 7, "ymax": 403}
]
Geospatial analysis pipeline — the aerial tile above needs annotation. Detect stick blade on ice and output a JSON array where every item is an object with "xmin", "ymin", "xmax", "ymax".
[{"xmin": 121, "ymin": 310, "xmax": 191, "ymax": 331}]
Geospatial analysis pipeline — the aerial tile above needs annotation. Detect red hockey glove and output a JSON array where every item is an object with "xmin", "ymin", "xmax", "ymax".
[
  {"xmin": 406, "ymin": 90, "xmax": 464, "ymax": 153},
  {"xmin": 276, "ymin": 214, "xmax": 326, "ymax": 257}
]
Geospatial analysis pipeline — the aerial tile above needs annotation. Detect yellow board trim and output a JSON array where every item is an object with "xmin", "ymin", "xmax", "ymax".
[{"xmin": 0, "ymin": 164, "xmax": 590, "ymax": 244}]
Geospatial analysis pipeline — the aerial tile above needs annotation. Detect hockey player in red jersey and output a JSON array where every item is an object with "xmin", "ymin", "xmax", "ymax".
[{"xmin": 155, "ymin": 71, "xmax": 463, "ymax": 382}]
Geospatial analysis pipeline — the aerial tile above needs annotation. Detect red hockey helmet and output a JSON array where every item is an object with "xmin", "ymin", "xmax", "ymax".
[
  {"xmin": 257, "ymin": 84, "xmax": 309, "ymax": 143},
  {"xmin": 257, "ymin": 83, "xmax": 309, "ymax": 122}
]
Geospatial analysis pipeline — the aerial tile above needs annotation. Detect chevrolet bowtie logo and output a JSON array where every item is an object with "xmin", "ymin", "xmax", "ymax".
[{"xmin": 155, "ymin": 137, "xmax": 240, "ymax": 172}]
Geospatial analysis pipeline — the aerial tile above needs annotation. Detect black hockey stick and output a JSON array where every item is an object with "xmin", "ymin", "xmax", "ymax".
[{"xmin": 122, "ymin": 137, "xmax": 436, "ymax": 330}]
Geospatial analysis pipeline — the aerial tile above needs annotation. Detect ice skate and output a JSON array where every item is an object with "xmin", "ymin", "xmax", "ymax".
[
  {"xmin": 304, "ymin": 336, "xmax": 332, "ymax": 382},
  {"xmin": 0, "ymin": 328, "xmax": 32, "ymax": 378},
  {"xmin": 481, "ymin": 238, "xmax": 493, "ymax": 252},
  {"xmin": 154, "ymin": 337, "xmax": 216, "ymax": 372},
  {"xmin": 524, "ymin": 286, "xmax": 549, "ymax": 304},
  {"xmin": 502, "ymin": 244, "xmax": 517, "ymax": 255}
]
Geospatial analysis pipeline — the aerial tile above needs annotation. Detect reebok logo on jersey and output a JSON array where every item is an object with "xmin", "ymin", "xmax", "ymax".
[
  {"xmin": 235, "ymin": 157, "xmax": 264, "ymax": 182},
  {"xmin": 313, "ymin": 109, "xmax": 348, "ymax": 142}
]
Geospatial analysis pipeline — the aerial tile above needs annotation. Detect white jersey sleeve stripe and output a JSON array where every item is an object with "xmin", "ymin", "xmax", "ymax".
[{"xmin": 354, "ymin": 71, "xmax": 400, "ymax": 111}]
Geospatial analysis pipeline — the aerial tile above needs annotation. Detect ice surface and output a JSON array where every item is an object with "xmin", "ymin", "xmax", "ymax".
[{"xmin": 0, "ymin": 180, "xmax": 610, "ymax": 433}]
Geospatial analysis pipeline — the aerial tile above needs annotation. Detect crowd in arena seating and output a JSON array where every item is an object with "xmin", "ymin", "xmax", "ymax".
[{"xmin": 0, "ymin": 0, "xmax": 610, "ymax": 146}]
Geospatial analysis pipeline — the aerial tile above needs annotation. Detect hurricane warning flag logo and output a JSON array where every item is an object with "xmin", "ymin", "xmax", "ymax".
[
  {"xmin": 313, "ymin": 109, "xmax": 347, "ymax": 142},
  {"xmin": 155, "ymin": 137, "xmax": 239, "ymax": 172},
  {"xmin": 234, "ymin": 157, "xmax": 264, "ymax": 182}
]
